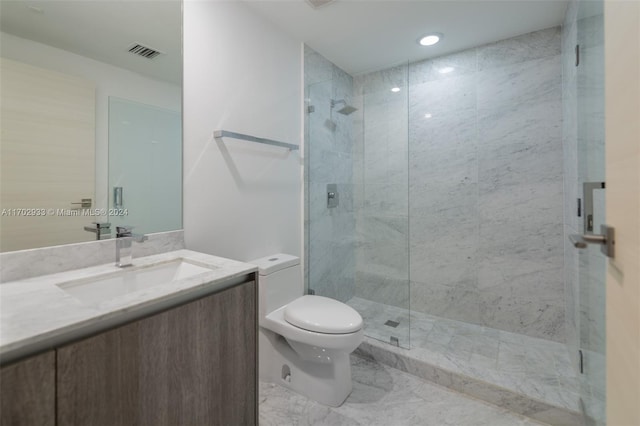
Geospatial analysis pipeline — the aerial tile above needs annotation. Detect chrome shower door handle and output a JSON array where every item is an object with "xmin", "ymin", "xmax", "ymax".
[{"xmin": 569, "ymin": 224, "xmax": 615, "ymax": 258}]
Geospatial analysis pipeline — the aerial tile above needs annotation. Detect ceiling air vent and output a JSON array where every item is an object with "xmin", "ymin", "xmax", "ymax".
[
  {"xmin": 306, "ymin": 0, "xmax": 335, "ymax": 9},
  {"xmin": 128, "ymin": 43, "xmax": 164, "ymax": 60}
]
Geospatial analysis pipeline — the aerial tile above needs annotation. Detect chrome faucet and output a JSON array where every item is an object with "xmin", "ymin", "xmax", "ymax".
[{"xmin": 115, "ymin": 226, "xmax": 148, "ymax": 268}]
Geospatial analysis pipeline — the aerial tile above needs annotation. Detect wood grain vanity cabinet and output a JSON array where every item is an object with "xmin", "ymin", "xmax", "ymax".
[
  {"xmin": 0, "ymin": 350, "xmax": 56, "ymax": 426},
  {"xmin": 1, "ymin": 279, "xmax": 257, "ymax": 426}
]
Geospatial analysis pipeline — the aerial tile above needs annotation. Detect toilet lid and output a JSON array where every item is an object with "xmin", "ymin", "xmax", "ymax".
[{"xmin": 284, "ymin": 295, "xmax": 363, "ymax": 334}]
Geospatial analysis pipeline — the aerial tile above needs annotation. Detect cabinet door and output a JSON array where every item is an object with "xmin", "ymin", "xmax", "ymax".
[
  {"xmin": 57, "ymin": 281, "xmax": 257, "ymax": 426},
  {"xmin": 0, "ymin": 351, "xmax": 55, "ymax": 426}
]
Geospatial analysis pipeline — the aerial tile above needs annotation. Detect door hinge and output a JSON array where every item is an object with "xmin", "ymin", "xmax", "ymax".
[
  {"xmin": 579, "ymin": 349, "xmax": 584, "ymax": 374},
  {"xmin": 577, "ymin": 198, "xmax": 582, "ymax": 217}
]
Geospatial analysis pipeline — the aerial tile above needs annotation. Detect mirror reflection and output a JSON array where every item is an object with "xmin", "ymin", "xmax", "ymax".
[{"xmin": 0, "ymin": 0, "xmax": 182, "ymax": 252}]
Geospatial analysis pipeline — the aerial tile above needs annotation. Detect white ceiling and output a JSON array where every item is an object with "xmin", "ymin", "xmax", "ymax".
[
  {"xmin": 0, "ymin": 0, "xmax": 569, "ymax": 83},
  {"xmin": 244, "ymin": 0, "xmax": 569, "ymax": 75},
  {"xmin": 0, "ymin": 0, "xmax": 182, "ymax": 85}
]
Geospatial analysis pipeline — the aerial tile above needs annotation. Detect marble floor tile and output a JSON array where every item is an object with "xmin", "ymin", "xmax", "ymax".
[
  {"xmin": 346, "ymin": 297, "xmax": 581, "ymax": 416},
  {"xmin": 259, "ymin": 355, "xmax": 547, "ymax": 426}
]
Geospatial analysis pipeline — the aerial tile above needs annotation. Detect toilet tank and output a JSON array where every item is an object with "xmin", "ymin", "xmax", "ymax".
[{"xmin": 249, "ymin": 254, "xmax": 302, "ymax": 319}]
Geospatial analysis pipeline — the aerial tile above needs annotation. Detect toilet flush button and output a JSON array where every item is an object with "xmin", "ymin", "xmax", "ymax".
[{"xmin": 269, "ymin": 258, "xmax": 279, "ymax": 261}]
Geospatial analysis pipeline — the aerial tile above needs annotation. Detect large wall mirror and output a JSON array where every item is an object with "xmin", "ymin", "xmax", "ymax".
[{"xmin": 0, "ymin": 0, "xmax": 182, "ymax": 252}]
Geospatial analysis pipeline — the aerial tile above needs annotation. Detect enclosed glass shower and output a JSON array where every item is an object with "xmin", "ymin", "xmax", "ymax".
[
  {"xmin": 305, "ymin": 1, "xmax": 605, "ymax": 422},
  {"xmin": 305, "ymin": 57, "xmax": 411, "ymax": 348}
]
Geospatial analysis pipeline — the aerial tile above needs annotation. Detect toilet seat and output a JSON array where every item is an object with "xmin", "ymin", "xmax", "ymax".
[{"xmin": 284, "ymin": 295, "xmax": 362, "ymax": 334}]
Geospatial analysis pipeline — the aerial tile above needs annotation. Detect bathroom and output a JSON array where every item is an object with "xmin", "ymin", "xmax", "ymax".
[{"xmin": 0, "ymin": 0, "xmax": 638, "ymax": 425}]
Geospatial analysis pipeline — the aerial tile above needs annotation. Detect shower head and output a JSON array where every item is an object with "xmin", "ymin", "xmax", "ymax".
[
  {"xmin": 337, "ymin": 104, "xmax": 358, "ymax": 115},
  {"xmin": 330, "ymin": 99, "xmax": 358, "ymax": 115}
]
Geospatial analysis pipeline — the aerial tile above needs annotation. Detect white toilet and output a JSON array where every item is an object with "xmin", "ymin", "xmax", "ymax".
[{"xmin": 250, "ymin": 253, "xmax": 363, "ymax": 407}]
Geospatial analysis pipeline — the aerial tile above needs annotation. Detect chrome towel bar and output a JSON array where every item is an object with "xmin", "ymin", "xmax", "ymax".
[{"xmin": 214, "ymin": 130, "xmax": 299, "ymax": 151}]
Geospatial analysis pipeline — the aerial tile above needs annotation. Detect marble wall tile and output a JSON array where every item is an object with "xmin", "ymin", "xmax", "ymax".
[
  {"xmin": 357, "ymin": 215, "xmax": 408, "ymax": 245},
  {"xmin": 478, "ymin": 136, "xmax": 563, "ymax": 189},
  {"xmin": 407, "ymin": 28, "xmax": 563, "ymax": 341},
  {"xmin": 477, "ymin": 182, "xmax": 564, "ymax": 287},
  {"xmin": 481, "ymin": 266, "xmax": 565, "ymax": 307},
  {"xmin": 477, "ymin": 27, "xmax": 562, "ymax": 70},
  {"xmin": 477, "ymin": 55, "xmax": 561, "ymax": 115},
  {"xmin": 409, "ymin": 180, "xmax": 477, "ymax": 218},
  {"xmin": 132, "ymin": 230, "xmax": 186, "ymax": 258},
  {"xmin": 409, "ymin": 74, "xmax": 477, "ymax": 117},
  {"xmin": 363, "ymin": 116, "xmax": 407, "ymax": 153},
  {"xmin": 333, "ymin": 65, "xmax": 354, "ymax": 103},
  {"xmin": 0, "ymin": 230, "xmax": 185, "ymax": 282},
  {"xmin": 479, "ymin": 266, "xmax": 566, "ymax": 342},
  {"xmin": 477, "ymin": 99, "xmax": 562, "ymax": 148},
  {"xmin": 354, "ymin": 270, "xmax": 409, "ymax": 309},
  {"xmin": 355, "ymin": 63, "xmax": 408, "ymax": 95},
  {"xmin": 409, "ymin": 145, "xmax": 477, "ymax": 186},
  {"xmin": 337, "ymin": 183, "xmax": 356, "ymax": 213},
  {"xmin": 309, "ymin": 240, "xmax": 355, "ymax": 303},
  {"xmin": 408, "ymin": 107, "xmax": 476, "ymax": 152},
  {"xmin": 411, "ymin": 280, "xmax": 482, "ymax": 325},
  {"xmin": 363, "ymin": 183, "xmax": 408, "ymax": 217},
  {"xmin": 307, "ymin": 79, "xmax": 334, "ymax": 152},
  {"xmin": 410, "ymin": 252, "xmax": 477, "ymax": 290},
  {"xmin": 357, "ymin": 240, "xmax": 408, "ymax": 278},
  {"xmin": 364, "ymin": 149, "xmax": 406, "ymax": 185},
  {"xmin": 308, "ymin": 182, "xmax": 331, "ymax": 220},
  {"xmin": 409, "ymin": 47, "xmax": 477, "ymax": 86},
  {"xmin": 480, "ymin": 293, "xmax": 565, "ymax": 342},
  {"xmin": 410, "ymin": 212, "xmax": 478, "ymax": 275},
  {"xmin": 304, "ymin": 46, "xmax": 333, "ymax": 86}
]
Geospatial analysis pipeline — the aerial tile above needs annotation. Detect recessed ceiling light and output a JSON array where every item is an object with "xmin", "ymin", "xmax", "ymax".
[
  {"xmin": 418, "ymin": 33, "xmax": 442, "ymax": 46},
  {"xmin": 439, "ymin": 67, "xmax": 455, "ymax": 74},
  {"xmin": 391, "ymin": 87, "xmax": 401, "ymax": 93},
  {"xmin": 424, "ymin": 113, "xmax": 432, "ymax": 119}
]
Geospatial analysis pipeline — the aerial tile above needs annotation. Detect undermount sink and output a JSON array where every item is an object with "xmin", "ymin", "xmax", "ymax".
[{"xmin": 57, "ymin": 259, "xmax": 217, "ymax": 306}]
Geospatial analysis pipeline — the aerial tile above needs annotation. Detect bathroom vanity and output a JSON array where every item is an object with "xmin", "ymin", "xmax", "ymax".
[{"xmin": 0, "ymin": 250, "xmax": 258, "ymax": 426}]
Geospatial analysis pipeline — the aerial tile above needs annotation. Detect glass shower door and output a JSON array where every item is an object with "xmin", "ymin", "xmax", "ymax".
[
  {"xmin": 305, "ymin": 56, "xmax": 411, "ymax": 349},
  {"xmin": 576, "ymin": 1, "xmax": 606, "ymax": 424},
  {"xmin": 306, "ymin": 75, "xmax": 358, "ymax": 307},
  {"xmin": 350, "ymin": 64, "xmax": 411, "ymax": 348}
]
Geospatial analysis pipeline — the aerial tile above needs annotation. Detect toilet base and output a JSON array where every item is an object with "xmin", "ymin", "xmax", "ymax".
[{"xmin": 259, "ymin": 328, "xmax": 353, "ymax": 407}]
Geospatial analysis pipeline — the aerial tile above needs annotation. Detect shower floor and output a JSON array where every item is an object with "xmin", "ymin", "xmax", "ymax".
[{"xmin": 347, "ymin": 297, "xmax": 582, "ymax": 425}]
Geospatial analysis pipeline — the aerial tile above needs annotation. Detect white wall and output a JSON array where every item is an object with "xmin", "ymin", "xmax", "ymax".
[
  {"xmin": 183, "ymin": 0, "xmax": 302, "ymax": 262},
  {"xmin": 0, "ymin": 32, "xmax": 181, "ymax": 213}
]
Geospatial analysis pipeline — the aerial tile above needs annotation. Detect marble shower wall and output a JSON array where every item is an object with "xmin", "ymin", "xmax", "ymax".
[
  {"xmin": 304, "ymin": 47, "xmax": 356, "ymax": 302},
  {"xmin": 354, "ymin": 27, "xmax": 565, "ymax": 342},
  {"xmin": 352, "ymin": 64, "xmax": 410, "ymax": 310}
]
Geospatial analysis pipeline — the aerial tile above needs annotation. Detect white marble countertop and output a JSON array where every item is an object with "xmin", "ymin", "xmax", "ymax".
[{"xmin": 0, "ymin": 249, "xmax": 257, "ymax": 364}]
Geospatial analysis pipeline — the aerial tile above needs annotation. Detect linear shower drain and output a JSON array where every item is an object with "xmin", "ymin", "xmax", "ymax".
[{"xmin": 384, "ymin": 320, "xmax": 400, "ymax": 328}]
